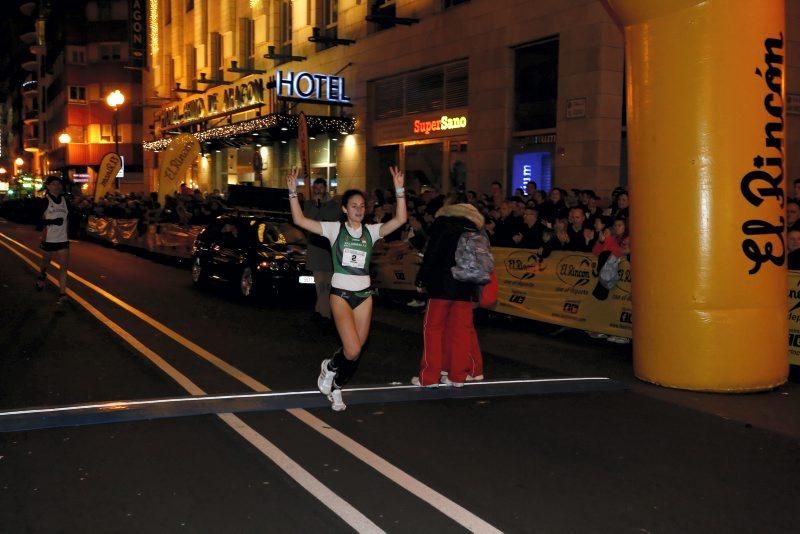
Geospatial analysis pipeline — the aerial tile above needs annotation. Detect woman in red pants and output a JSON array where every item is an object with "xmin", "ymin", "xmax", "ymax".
[{"xmin": 413, "ymin": 203, "xmax": 488, "ymax": 386}]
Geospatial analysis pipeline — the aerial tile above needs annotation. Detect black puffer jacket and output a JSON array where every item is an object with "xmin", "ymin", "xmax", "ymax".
[{"xmin": 417, "ymin": 203, "xmax": 485, "ymax": 302}]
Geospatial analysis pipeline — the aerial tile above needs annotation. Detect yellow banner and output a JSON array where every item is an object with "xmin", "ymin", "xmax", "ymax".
[
  {"xmin": 493, "ymin": 248, "xmax": 632, "ymax": 338},
  {"xmin": 158, "ymin": 134, "xmax": 200, "ymax": 204},
  {"xmin": 788, "ymin": 271, "xmax": 800, "ymax": 366},
  {"xmin": 94, "ymin": 152, "xmax": 122, "ymax": 200}
]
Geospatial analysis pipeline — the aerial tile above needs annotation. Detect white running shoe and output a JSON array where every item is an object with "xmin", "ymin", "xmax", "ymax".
[
  {"xmin": 410, "ymin": 376, "xmax": 438, "ymax": 388},
  {"xmin": 440, "ymin": 375, "xmax": 464, "ymax": 388},
  {"xmin": 440, "ymin": 370, "xmax": 448, "ymax": 376},
  {"xmin": 328, "ymin": 389, "xmax": 346, "ymax": 411},
  {"xmin": 406, "ymin": 299, "xmax": 426, "ymax": 308},
  {"xmin": 318, "ymin": 359, "xmax": 337, "ymax": 395},
  {"xmin": 466, "ymin": 374, "xmax": 484, "ymax": 382},
  {"xmin": 607, "ymin": 336, "xmax": 631, "ymax": 344}
]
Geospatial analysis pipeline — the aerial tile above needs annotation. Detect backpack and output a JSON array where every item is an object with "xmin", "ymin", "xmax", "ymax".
[
  {"xmin": 451, "ymin": 229, "xmax": 494, "ymax": 285},
  {"xmin": 598, "ymin": 253, "xmax": 621, "ymax": 290}
]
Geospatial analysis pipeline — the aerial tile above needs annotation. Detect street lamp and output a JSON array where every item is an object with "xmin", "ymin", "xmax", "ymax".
[
  {"xmin": 58, "ymin": 132, "xmax": 71, "ymax": 144},
  {"xmin": 14, "ymin": 157, "xmax": 24, "ymax": 177},
  {"xmin": 106, "ymin": 89, "xmax": 125, "ymax": 189}
]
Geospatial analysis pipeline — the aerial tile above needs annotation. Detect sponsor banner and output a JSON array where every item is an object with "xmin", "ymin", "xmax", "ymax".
[
  {"xmin": 157, "ymin": 134, "xmax": 200, "ymax": 204},
  {"xmin": 371, "ymin": 246, "xmax": 632, "ymax": 337},
  {"xmin": 95, "ymin": 152, "xmax": 123, "ymax": 201},
  {"xmin": 372, "ymin": 243, "xmax": 422, "ymax": 291},
  {"xmin": 493, "ymin": 248, "xmax": 632, "ymax": 338},
  {"xmin": 788, "ymin": 271, "xmax": 800, "ymax": 366}
]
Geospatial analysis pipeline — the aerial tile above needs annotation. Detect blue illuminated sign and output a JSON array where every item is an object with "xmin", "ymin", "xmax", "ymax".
[
  {"xmin": 512, "ymin": 152, "xmax": 552, "ymax": 193},
  {"xmin": 276, "ymin": 71, "xmax": 351, "ymax": 104}
]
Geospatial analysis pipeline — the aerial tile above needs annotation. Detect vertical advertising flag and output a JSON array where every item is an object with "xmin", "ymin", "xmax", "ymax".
[
  {"xmin": 297, "ymin": 112, "xmax": 311, "ymax": 183},
  {"xmin": 94, "ymin": 152, "xmax": 123, "ymax": 201},
  {"xmin": 157, "ymin": 134, "xmax": 200, "ymax": 204},
  {"xmin": 129, "ymin": 0, "xmax": 146, "ymax": 68}
]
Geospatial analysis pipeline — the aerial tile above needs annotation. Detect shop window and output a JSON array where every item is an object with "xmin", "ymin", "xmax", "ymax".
[
  {"xmin": 68, "ymin": 86, "xmax": 87, "ymax": 103},
  {"xmin": 406, "ymin": 68, "xmax": 444, "ymax": 115},
  {"xmin": 514, "ymin": 37, "xmax": 559, "ymax": 131},
  {"xmin": 444, "ymin": 61, "xmax": 468, "ymax": 108},
  {"xmin": 373, "ymin": 78, "xmax": 404, "ymax": 120}
]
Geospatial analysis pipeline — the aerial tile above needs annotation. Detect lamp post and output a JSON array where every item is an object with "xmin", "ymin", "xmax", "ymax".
[
  {"xmin": 58, "ymin": 132, "xmax": 71, "ymax": 182},
  {"xmin": 14, "ymin": 157, "xmax": 24, "ymax": 177},
  {"xmin": 106, "ymin": 89, "xmax": 125, "ymax": 189}
]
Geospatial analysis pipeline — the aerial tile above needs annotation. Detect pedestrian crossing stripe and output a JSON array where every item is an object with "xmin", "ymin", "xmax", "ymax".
[{"xmin": 0, "ymin": 377, "xmax": 626, "ymax": 433}]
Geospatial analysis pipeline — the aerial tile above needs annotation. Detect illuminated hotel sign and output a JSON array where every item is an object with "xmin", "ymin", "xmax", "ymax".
[
  {"xmin": 161, "ymin": 77, "xmax": 266, "ymax": 128},
  {"xmin": 276, "ymin": 70, "xmax": 351, "ymax": 105},
  {"xmin": 412, "ymin": 115, "xmax": 468, "ymax": 135},
  {"xmin": 161, "ymin": 70, "xmax": 350, "ymax": 128}
]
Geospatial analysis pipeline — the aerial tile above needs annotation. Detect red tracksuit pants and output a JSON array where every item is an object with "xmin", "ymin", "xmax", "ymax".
[{"xmin": 419, "ymin": 299, "xmax": 483, "ymax": 385}]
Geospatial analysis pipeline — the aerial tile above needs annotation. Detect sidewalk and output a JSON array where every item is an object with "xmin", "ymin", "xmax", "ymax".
[{"xmin": 372, "ymin": 299, "xmax": 800, "ymax": 440}]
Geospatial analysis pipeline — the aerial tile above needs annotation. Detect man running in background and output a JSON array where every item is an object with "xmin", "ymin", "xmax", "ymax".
[{"xmin": 36, "ymin": 177, "xmax": 71, "ymax": 304}]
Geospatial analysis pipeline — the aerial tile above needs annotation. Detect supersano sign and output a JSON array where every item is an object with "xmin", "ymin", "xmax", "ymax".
[{"xmin": 413, "ymin": 115, "xmax": 467, "ymax": 135}]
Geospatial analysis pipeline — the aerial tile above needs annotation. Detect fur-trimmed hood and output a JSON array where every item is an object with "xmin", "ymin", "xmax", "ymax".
[{"xmin": 434, "ymin": 203, "xmax": 485, "ymax": 229}]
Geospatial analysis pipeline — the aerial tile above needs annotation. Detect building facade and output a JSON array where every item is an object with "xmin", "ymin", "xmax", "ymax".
[{"xmin": 139, "ymin": 0, "xmax": 800, "ymax": 200}]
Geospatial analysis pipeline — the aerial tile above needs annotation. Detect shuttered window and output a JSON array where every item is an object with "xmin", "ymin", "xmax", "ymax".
[{"xmin": 372, "ymin": 60, "xmax": 468, "ymax": 121}]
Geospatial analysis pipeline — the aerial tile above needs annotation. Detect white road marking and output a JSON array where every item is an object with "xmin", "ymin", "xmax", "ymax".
[
  {"xmin": 0, "ymin": 236, "xmax": 385, "ymax": 534},
  {"xmin": 0, "ymin": 377, "xmax": 612, "ymax": 417},
  {"xmin": 1, "ymin": 231, "xmax": 505, "ymax": 533}
]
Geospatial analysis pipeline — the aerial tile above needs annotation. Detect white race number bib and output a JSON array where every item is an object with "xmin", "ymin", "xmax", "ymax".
[{"xmin": 342, "ymin": 247, "xmax": 367, "ymax": 269}]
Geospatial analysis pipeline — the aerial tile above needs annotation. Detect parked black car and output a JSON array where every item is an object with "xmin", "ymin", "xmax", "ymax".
[{"xmin": 191, "ymin": 213, "xmax": 315, "ymax": 299}]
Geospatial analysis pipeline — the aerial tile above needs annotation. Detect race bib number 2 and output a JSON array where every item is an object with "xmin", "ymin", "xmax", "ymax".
[{"xmin": 342, "ymin": 247, "xmax": 367, "ymax": 269}]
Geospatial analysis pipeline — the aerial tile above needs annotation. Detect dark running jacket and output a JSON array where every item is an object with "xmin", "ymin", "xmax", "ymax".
[{"xmin": 416, "ymin": 203, "xmax": 486, "ymax": 302}]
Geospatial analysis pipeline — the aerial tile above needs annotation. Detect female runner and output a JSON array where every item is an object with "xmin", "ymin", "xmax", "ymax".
[{"xmin": 287, "ymin": 166, "xmax": 407, "ymax": 410}]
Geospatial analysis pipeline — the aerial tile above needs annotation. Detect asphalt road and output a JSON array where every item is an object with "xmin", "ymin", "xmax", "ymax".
[{"xmin": 1, "ymin": 220, "xmax": 799, "ymax": 533}]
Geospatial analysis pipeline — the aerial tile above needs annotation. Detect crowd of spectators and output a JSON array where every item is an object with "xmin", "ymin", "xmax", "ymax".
[
  {"xmin": 68, "ymin": 183, "xmax": 229, "ymax": 232},
  {"xmin": 355, "ymin": 180, "xmax": 631, "ymax": 262}
]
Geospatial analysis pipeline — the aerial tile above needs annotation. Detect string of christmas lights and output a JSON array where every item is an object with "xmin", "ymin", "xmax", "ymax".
[{"xmin": 143, "ymin": 113, "xmax": 355, "ymax": 151}]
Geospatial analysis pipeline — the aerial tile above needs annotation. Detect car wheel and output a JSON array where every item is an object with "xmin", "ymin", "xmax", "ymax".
[
  {"xmin": 191, "ymin": 257, "xmax": 207, "ymax": 286},
  {"xmin": 240, "ymin": 266, "xmax": 255, "ymax": 298}
]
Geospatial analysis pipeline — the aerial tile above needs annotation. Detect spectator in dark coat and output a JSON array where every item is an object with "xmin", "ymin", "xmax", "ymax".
[
  {"xmin": 512, "ymin": 206, "xmax": 546, "ymax": 249},
  {"xmin": 491, "ymin": 200, "xmax": 522, "ymax": 247},
  {"xmin": 415, "ymin": 203, "xmax": 487, "ymax": 386},
  {"xmin": 564, "ymin": 207, "xmax": 595, "ymax": 252}
]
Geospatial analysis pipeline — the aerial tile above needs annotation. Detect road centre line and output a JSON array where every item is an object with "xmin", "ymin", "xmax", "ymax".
[
  {"xmin": 0, "ymin": 237, "xmax": 385, "ymax": 534},
  {"xmin": 0, "ymin": 231, "xmax": 503, "ymax": 534}
]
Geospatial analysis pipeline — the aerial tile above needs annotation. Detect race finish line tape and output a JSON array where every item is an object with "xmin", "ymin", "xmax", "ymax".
[{"xmin": 0, "ymin": 378, "xmax": 626, "ymax": 433}]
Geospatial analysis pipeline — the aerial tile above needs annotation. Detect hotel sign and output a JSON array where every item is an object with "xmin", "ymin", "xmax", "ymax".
[
  {"xmin": 160, "ymin": 77, "xmax": 266, "ymax": 128},
  {"xmin": 160, "ymin": 70, "xmax": 350, "ymax": 129},
  {"xmin": 129, "ymin": 0, "xmax": 146, "ymax": 68},
  {"xmin": 276, "ymin": 70, "xmax": 351, "ymax": 105}
]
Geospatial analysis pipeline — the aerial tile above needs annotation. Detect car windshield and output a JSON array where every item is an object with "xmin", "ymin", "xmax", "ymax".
[{"xmin": 256, "ymin": 222, "xmax": 307, "ymax": 246}]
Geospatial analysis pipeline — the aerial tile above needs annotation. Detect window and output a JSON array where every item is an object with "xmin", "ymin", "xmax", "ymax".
[
  {"xmin": 280, "ymin": 0, "xmax": 293, "ymax": 56},
  {"xmin": 101, "ymin": 124, "xmax": 121, "ymax": 143},
  {"xmin": 186, "ymin": 0, "xmax": 194, "ymax": 11},
  {"xmin": 99, "ymin": 44, "xmax": 122, "ymax": 61},
  {"xmin": 323, "ymin": 0, "xmax": 338, "ymax": 29},
  {"xmin": 369, "ymin": 0, "xmax": 396, "ymax": 32},
  {"xmin": 372, "ymin": 60, "xmax": 469, "ymax": 120},
  {"xmin": 98, "ymin": 0, "xmax": 113, "ymax": 20},
  {"xmin": 165, "ymin": 0, "xmax": 172, "ymax": 25},
  {"xmin": 514, "ymin": 38, "xmax": 559, "ymax": 131},
  {"xmin": 68, "ymin": 47, "xmax": 86, "ymax": 65},
  {"xmin": 443, "ymin": 0, "xmax": 469, "ymax": 8},
  {"xmin": 68, "ymin": 86, "xmax": 87, "ymax": 103}
]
